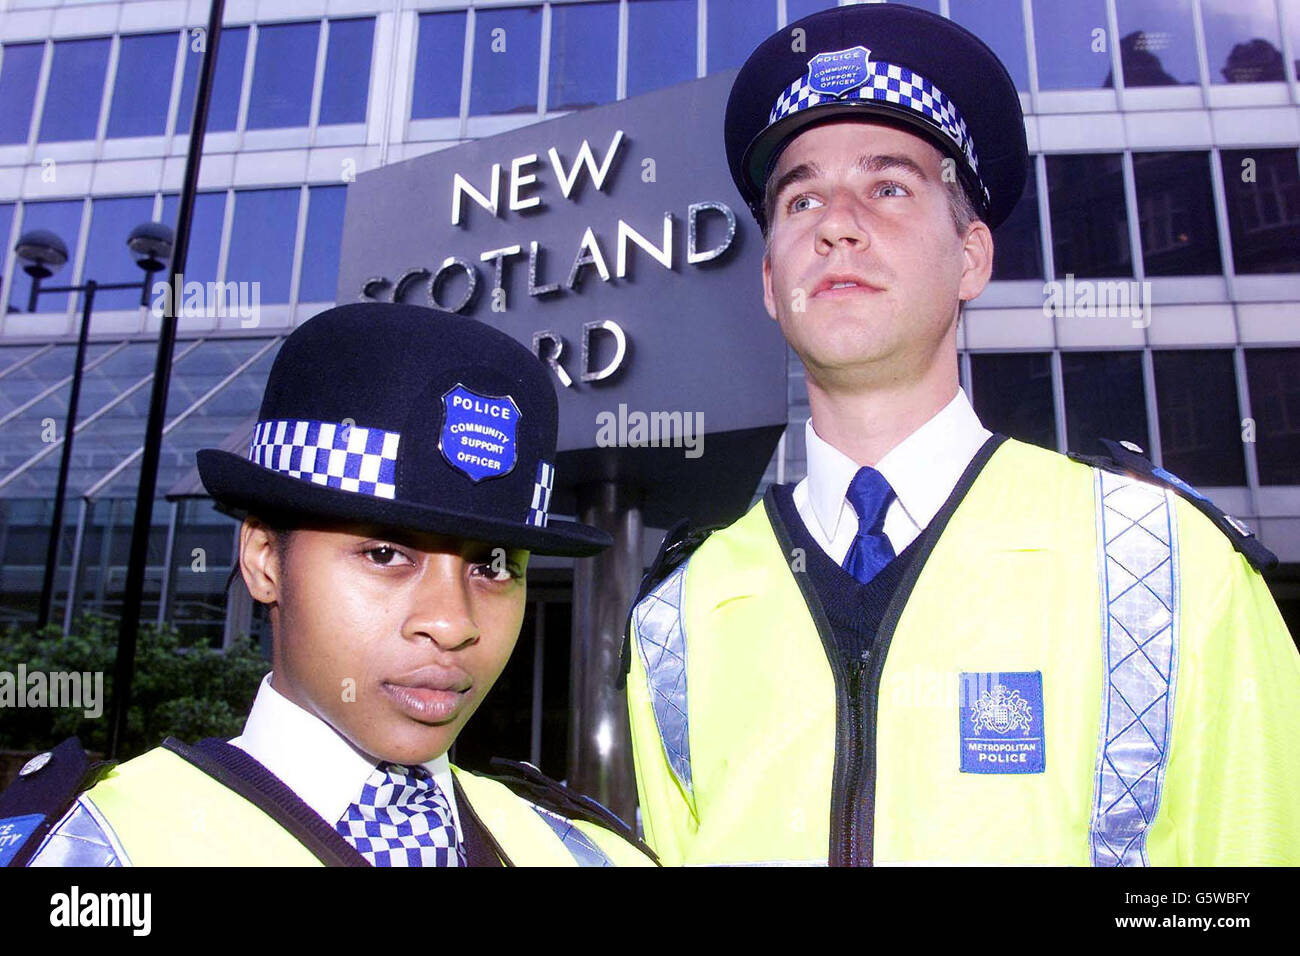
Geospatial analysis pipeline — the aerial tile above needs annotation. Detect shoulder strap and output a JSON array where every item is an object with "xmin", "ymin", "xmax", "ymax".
[
  {"xmin": 166, "ymin": 737, "xmax": 369, "ymax": 867},
  {"xmin": 484, "ymin": 758, "xmax": 659, "ymax": 864},
  {"xmin": 0, "ymin": 737, "xmax": 115, "ymax": 867},
  {"xmin": 1068, "ymin": 438, "xmax": 1278, "ymax": 572},
  {"xmin": 617, "ymin": 517, "xmax": 722, "ymax": 688},
  {"xmin": 450, "ymin": 774, "xmax": 510, "ymax": 867}
]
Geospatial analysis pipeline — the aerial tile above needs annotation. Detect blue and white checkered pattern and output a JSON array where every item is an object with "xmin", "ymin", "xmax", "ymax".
[
  {"xmin": 768, "ymin": 59, "xmax": 988, "ymax": 205},
  {"xmin": 335, "ymin": 763, "xmax": 464, "ymax": 867},
  {"xmin": 527, "ymin": 460, "xmax": 554, "ymax": 528},
  {"xmin": 249, "ymin": 418, "xmax": 400, "ymax": 500}
]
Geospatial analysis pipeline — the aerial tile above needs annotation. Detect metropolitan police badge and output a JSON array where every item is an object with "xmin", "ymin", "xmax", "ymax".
[
  {"xmin": 958, "ymin": 671, "xmax": 1045, "ymax": 774},
  {"xmin": 439, "ymin": 384, "xmax": 520, "ymax": 483}
]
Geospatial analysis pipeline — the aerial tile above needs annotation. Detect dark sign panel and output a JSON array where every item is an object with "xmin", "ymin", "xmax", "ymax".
[{"xmin": 337, "ymin": 72, "xmax": 786, "ymax": 526}]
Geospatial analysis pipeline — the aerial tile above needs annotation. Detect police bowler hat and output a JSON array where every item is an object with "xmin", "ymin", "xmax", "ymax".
[{"xmin": 197, "ymin": 303, "xmax": 611, "ymax": 556}]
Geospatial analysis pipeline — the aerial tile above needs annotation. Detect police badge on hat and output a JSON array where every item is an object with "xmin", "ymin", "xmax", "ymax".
[{"xmin": 440, "ymin": 385, "xmax": 521, "ymax": 483}]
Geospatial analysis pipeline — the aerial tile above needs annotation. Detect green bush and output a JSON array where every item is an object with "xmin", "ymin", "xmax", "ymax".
[{"xmin": 0, "ymin": 614, "xmax": 267, "ymax": 759}]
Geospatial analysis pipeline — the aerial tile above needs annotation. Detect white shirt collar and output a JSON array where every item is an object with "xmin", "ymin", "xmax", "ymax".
[
  {"xmin": 229, "ymin": 673, "xmax": 459, "ymax": 834},
  {"xmin": 805, "ymin": 387, "xmax": 990, "ymax": 544}
]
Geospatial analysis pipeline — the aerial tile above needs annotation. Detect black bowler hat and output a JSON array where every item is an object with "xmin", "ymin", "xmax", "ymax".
[
  {"xmin": 725, "ymin": 3, "xmax": 1028, "ymax": 231},
  {"xmin": 197, "ymin": 303, "xmax": 611, "ymax": 556}
]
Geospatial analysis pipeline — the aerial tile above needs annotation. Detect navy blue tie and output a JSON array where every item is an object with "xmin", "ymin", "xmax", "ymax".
[{"xmin": 842, "ymin": 466, "xmax": 897, "ymax": 585}]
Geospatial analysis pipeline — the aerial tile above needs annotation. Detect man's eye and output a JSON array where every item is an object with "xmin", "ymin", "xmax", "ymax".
[
  {"xmin": 363, "ymin": 545, "xmax": 409, "ymax": 567},
  {"xmin": 875, "ymin": 181, "xmax": 910, "ymax": 198},
  {"xmin": 788, "ymin": 193, "xmax": 824, "ymax": 213}
]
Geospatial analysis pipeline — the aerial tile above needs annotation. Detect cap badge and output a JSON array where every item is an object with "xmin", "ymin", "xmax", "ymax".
[
  {"xmin": 440, "ymin": 384, "xmax": 521, "ymax": 483},
  {"xmin": 806, "ymin": 45, "xmax": 872, "ymax": 98}
]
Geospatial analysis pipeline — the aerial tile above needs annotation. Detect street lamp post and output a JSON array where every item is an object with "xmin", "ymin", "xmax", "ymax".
[{"xmin": 16, "ymin": 222, "xmax": 174, "ymax": 630}]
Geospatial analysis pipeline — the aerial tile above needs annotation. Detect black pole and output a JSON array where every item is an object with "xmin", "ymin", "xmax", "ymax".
[
  {"xmin": 108, "ymin": 0, "xmax": 225, "ymax": 757},
  {"xmin": 36, "ymin": 280, "xmax": 95, "ymax": 629}
]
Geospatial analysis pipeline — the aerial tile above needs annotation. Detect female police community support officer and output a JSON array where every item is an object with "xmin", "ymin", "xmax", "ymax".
[
  {"xmin": 1, "ymin": 302, "xmax": 654, "ymax": 867},
  {"xmin": 624, "ymin": 3, "xmax": 1300, "ymax": 867}
]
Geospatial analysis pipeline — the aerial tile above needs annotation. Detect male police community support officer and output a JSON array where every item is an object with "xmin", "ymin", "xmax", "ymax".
[
  {"xmin": 624, "ymin": 4, "xmax": 1300, "ymax": 866},
  {"xmin": 0, "ymin": 303, "xmax": 654, "ymax": 867}
]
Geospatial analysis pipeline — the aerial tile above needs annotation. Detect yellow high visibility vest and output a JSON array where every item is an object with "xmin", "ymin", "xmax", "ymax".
[
  {"xmin": 626, "ymin": 437, "xmax": 1300, "ymax": 866},
  {"xmin": 32, "ymin": 747, "xmax": 653, "ymax": 867}
]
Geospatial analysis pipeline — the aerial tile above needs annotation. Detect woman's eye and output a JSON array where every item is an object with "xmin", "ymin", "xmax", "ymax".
[
  {"xmin": 364, "ymin": 545, "xmax": 408, "ymax": 567},
  {"xmin": 474, "ymin": 561, "xmax": 521, "ymax": 583}
]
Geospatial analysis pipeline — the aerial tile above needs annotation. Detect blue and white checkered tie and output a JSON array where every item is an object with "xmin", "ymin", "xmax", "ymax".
[{"xmin": 335, "ymin": 763, "xmax": 464, "ymax": 867}]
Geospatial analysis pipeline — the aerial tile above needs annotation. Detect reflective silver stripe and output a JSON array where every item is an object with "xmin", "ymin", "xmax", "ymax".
[
  {"xmin": 1089, "ymin": 469, "xmax": 1181, "ymax": 867},
  {"xmin": 529, "ymin": 805, "xmax": 614, "ymax": 867},
  {"xmin": 631, "ymin": 563, "xmax": 692, "ymax": 795},
  {"xmin": 28, "ymin": 797, "xmax": 127, "ymax": 867}
]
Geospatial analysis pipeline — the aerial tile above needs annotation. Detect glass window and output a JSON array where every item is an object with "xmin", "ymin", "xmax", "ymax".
[
  {"xmin": 1245, "ymin": 349, "xmax": 1300, "ymax": 485},
  {"xmin": 177, "ymin": 25, "xmax": 249, "ymax": 133},
  {"xmin": 786, "ymin": 0, "xmax": 840, "ymax": 23},
  {"xmin": 0, "ymin": 43, "xmax": 44, "ymax": 145},
  {"xmin": 970, "ymin": 352, "xmax": 1056, "ymax": 450},
  {"xmin": 1132, "ymin": 151, "xmax": 1221, "ymax": 276},
  {"xmin": 1033, "ymin": 0, "xmax": 1112, "ymax": 90},
  {"xmin": 708, "ymin": 0, "xmax": 778, "ymax": 74},
  {"xmin": 0, "ymin": 202, "xmax": 14, "ymax": 285},
  {"xmin": 298, "ymin": 185, "xmax": 346, "ymax": 302},
  {"xmin": 1114, "ymin": 0, "xmax": 1199, "ymax": 86},
  {"xmin": 319, "ymin": 18, "xmax": 374, "ymax": 125},
  {"xmin": 412, "ymin": 11, "xmax": 467, "ymax": 119},
  {"xmin": 1202, "ymin": 0, "xmax": 1285, "ymax": 83},
  {"xmin": 949, "ymin": 0, "xmax": 1031, "ymax": 92},
  {"xmin": 247, "ymin": 21, "xmax": 320, "ymax": 130},
  {"xmin": 107, "ymin": 33, "xmax": 179, "ymax": 138},
  {"xmin": 81, "ymin": 196, "xmax": 157, "ymax": 310},
  {"xmin": 1046, "ymin": 154, "xmax": 1132, "ymax": 278},
  {"xmin": 991, "ymin": 161, "xmax": 1042, "ymax": 280},
  {"xmin": 548, "ymin": 1, "xmax": 617, "ymax": 110},
  {"xmin": 1062, "ymin": 351, "xmax": 1150, "ymax": 454},
  {"xmin": 628, "ymin": 0, "xmax": 698, "ymax": 98},
  {"xmin": 1219, "ymin": 148, "xmax": 1300, "ymax": 274},
  {"xmin": 1153, "ymin": 350, "xmax": 1247, "ymax": 485},
  {"xmin": 225, "ymin": 188, "xmax": 300, "ymax": 304},
  {"xmin": 1288, "ymin": 0, "xmax": 1300, "ymax": 79},
  {"xmin": 470, "ymin": 6, "xmax": 541, "ymax": 116},
  {"xmin": 161, "ymin": 191, "xmax": 227, "ymax": 287},
  {"xmin": 39, "ymin": 38, "xmax": 111, "ymax": 142},
  {"xmin": 10, "ymin": 199, "xmax": 84, "ymax": 314}
]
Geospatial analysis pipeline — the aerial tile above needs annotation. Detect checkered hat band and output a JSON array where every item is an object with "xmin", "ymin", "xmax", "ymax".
[
  {"xmin": 769, "ymin": 60, "xmax": 986, "ymax": 198},
  {"xmin": 527, "ymin": 460, "xmax": 554, "ymax": 528},
  {"xmin": 335, "ymin": 763, "xmax": 464, "ymax": 867},
  {"xmin": 248, "ymin": 418, "xmax": 400, "ymax": 500}
]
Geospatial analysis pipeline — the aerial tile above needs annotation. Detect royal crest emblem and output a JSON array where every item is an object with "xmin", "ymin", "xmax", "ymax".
[{"xmin": 970, "ymin": 684, "xmax": 1033, "ymax": 736}]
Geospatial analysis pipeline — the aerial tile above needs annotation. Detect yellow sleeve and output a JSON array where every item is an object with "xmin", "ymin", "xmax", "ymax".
[
  {"xmin": 1157, "ymin": 507, "xmax": 1300, "ymax": 865},
  {"xmin": 625, "ymin": 620, "xmax": 697, "ymax": 867},
  {"xmin": 570, "ymin": 820, "xmax": 658, "ymax": 867}
]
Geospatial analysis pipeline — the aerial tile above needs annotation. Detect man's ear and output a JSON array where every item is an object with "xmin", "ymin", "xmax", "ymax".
[
  {"xmin": 958, "ymin": 219, "xmax": 994, "ymax": 304},
  {"xmin": 239, "ymin": 517, "xmax": 282, "ymax": 606},
  {"xmin": 762, "ymin": 250, "xmax": 779, "ymax": 321}
]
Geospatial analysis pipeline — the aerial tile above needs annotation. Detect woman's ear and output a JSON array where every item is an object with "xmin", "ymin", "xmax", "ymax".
[{"xmin": 239, "ymin": 517, "xmax": 283, "ymax": 606}]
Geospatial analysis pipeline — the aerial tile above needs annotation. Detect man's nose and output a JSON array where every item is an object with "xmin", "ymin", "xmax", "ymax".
[
  {"xmin": 815, "ymin": 189, "xmax": 871, "ymax": 252},
  {"xmin": 402, "ymin": 555, "xmax": 479, "ymax": 651}
]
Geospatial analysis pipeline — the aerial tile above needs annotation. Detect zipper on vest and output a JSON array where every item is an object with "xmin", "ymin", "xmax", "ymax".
[{"xmin": 836, "ymin": 653, "xmax": 871, "ymax": 866}]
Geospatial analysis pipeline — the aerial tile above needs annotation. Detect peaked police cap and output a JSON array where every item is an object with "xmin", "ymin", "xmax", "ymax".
[
  {"xmin": 725, "ymin": 3, "xmax": 1028, "ymax": 231},
  {"xmin": 197, "ymin": 303, "xmax": 611, "ymax": 556}
]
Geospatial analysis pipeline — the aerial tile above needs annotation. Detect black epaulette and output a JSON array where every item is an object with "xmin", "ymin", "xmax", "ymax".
[
  {"xmin": 485, "ymin": 758, "xmax": 659, "ymax": 864},
  {"xmin": 1069, "ymin": 438, "xmax": 1278, "ymax": 573},
  {"xmin": 0, "ymin": 737, "xmax": 116, "ymax": 867},
  {"xmin": 616, "ymin": 518, "xmax": 721, "ymax": 688}
]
